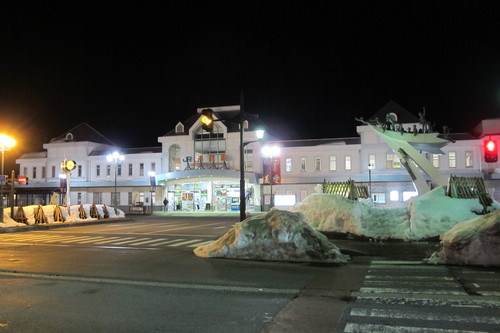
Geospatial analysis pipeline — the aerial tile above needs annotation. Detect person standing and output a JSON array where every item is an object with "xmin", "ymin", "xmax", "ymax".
[{"xmin": 163, "ymin": 198, "xmax": 169, "ymax": 211}]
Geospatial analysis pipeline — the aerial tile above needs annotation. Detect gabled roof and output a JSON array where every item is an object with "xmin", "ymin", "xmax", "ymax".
[
  {"xmin": 370, "ymin": 100, "xmax": 420, "ymax": 124},
  {"xmin": 49, "ymin": 122, "xmax": 116, "ymax": 145},
  {"xmin": 162, "ymin": 106, "xmax": 264, "ymax": 137}
]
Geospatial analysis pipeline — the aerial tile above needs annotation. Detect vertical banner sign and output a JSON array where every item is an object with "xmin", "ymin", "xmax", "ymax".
[
  {"xmin": 150, "ymin": 176, "xmax": 156, "ymax": 192},
  {"xmin": 263, "ymin": 157, "xmax": 281, "ymax": 185}
]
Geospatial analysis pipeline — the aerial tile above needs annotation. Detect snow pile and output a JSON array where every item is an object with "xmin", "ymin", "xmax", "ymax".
[
  {"xmin": 193, "ymin": 209, "xmax": 350, "ymax": 263},
  {"xmin": 426, "ymin": 210, "xmax": 500, "ymax": 267},
  {"xmin": 291, "ymin": 186, "xmax": 486, "ymax": 240},
  {"xmin": 0, "ymin": 204, "xmax": 125, "ymax": 228}
]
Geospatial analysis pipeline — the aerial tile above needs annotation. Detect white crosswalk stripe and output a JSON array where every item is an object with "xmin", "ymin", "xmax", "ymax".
[
  {"xmin": 1, "ymin": 233, "xmax": 214, "ymax": 249},
  {"xmin": 338, "ymin": 261, "xmax": 500, "ymax": 333}
]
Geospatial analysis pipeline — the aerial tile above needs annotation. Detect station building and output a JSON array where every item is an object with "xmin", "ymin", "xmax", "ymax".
[{"xmin": 14, "ymin": 101, "xmax": 500, "ymax": 212}]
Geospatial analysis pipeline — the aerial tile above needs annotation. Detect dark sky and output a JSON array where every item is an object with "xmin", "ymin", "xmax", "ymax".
[{"xmin": 1, "ymin": 1, "xmax": 500, "ymax": 161}]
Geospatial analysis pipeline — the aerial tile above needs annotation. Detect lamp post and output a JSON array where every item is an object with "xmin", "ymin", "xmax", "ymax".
[
  {"xmin": 262, "ymin": 145, "xmax": 280, "ymax": 209},
  {"xmin": 239, "ymin": 92, "xmax": 265, "ymax": 221},
  {"xmin": 0, "ymin": 135, "xmax": 15, "ymax": 223},
  {"xmin": 148, "ymin": 171, "xmax": 156, "ymax": 214},
  {"xmin": 368, "ymin": 163, "xmax": 374, "ymax": 198},
  {"xmin": 106, "ymin": 151, "xmax": 124, "ymax": 214}
]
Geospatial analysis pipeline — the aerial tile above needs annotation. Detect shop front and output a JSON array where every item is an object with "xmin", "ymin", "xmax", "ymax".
[{"xmin": 160, "ymin": 170, "xmax": 261, "ymax": 212}]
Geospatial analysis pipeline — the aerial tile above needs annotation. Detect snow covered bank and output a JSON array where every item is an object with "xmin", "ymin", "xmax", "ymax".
[
  {"xmin": 426, "ymin": 210, "xmax": 500, "ymax": 267},
  {"xmin": 194, "ymin": 209, "xmax": 350, "ymax": 263},
  {"xmin": 291, "ymin": 186, "xmax": 490, "ymax": 240},
  {"xmin": 0, "ymin": 204, "xmax": 125, "ymax": 228}
]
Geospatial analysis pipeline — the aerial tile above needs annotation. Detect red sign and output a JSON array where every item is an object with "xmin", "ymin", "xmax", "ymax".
[
  {"xmin": 263, "ymin": 157, "xmax": 281, "ymax": 185},
  {"xmin": 18, "ymin": 175, "xmax": 27, "ymax": 185}
]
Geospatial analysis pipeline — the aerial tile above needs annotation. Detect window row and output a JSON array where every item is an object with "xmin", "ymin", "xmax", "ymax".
[
  {"xmin": 284, "ymin": 151, "xmax": 475, "ymax": 172},
  {"xmin": 22, "ymin": 162, "xmax": 157, "ymax": 179}
]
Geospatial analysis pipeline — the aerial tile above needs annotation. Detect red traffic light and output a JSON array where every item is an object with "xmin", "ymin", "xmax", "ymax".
[{"xmin": 484, "ymin": 138, "xmax": 498, "ymax": 163}]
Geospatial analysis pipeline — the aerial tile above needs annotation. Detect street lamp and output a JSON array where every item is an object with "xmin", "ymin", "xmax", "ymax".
[
  {"xmin": 106, "ymin": 151, "xmax": 124, "ymax": 214},
  {"xmin": 239, "ymin": 92, "xmax": 265, "ymax": 221},
  {"xmin": 148, "ymin": 171, "xmax": 156, "ymax": 214},
  {"xmin": 0, "ymin": 134, "xmax": 15, "ymax": 223},
  {"xmin": 262, "ymin": 145, "xmax": 280, "ymax": 209},
  {"xmin": 368, "ymin": 163, "xmax": 375, "ymax": 198}
]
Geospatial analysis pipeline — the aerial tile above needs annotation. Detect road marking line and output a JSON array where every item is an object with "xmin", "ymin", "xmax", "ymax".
[
  {"xmin": 91, "ymin": 237, "xmax": 126, "ymax": 244},
  {"xmin": 343, "ymin": 323, "xmax": 488, "ymax": 333},
  {"xmin": 365, "ymin": 275, "xmax": 453, "ymax": 281},
  {"xmin": 359, "ymin": 287, "xmax": 467, "ymax": 295},
  {"xmin": 187, "ymin": 240, "xmax": 214, "ymax": 247},
  {"xmin": 169, "ymin": 239, "xmax": 203, "ymax": 247},
  {"xmin": 127, "ymin": 239, "xmax": 167, "ymax": 246},
  {"xmin": 112, "ymin": 237, "xmax": 150, "ymax": 245},
  {"xmin": 59, "ymin": 236, "xmax": 102, "ymax": 243},
  {"xmin": 349, "ymin": 308, "xmax": 500, "ymax": 324},
  {"xmin": 74, "ymin": 237, "xmax": 112, "ymax": 244},
  {"xmin": 146, "ymin": 239, "xmax": 184, "ymax": 246},
  {"xmin": 147, "ymin": 225, "xmax": 189, "ymax": 233},
  {"xmin": 0, "ymin": 270, "xmax": 300, "ymax": 295},
  {"xmin": 101, "ymin": 223, "xmax": 147, "ymax": 231},
  {"xmin": 158, "ymin": 222, "xmax": 225, "ymax": 232}
]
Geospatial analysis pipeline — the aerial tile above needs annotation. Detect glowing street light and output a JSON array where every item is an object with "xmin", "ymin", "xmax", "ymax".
[
  {"xmin": 106, "ymin": 151, "xmax": 125, "ymax": 214},
  {"xmin": 0, "ymin": 134, "xmax": 15, "ymax": 223}
]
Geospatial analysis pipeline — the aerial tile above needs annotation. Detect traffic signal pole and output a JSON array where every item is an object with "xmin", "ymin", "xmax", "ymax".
[{"xmin": 239, "ymin": 91, "xmax": 246, "ymax": 222}]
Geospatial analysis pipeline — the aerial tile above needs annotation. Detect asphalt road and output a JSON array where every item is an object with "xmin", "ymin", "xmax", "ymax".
[
  {"xmin": 1, "ymin": 215, "xmax": 499, "ymax": 332},
  {"xmin": 0, "ymin": 215, "xmax": 337, "ymax": 332}
]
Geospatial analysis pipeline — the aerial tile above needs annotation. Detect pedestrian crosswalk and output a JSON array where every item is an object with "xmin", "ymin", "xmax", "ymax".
[
  {"xmin": 338, "ymin": 260, "xmax": 500, "ymax": 333},
  {"xmin": 0, "ymin": 233, "xmax": 215, "ymax": 249}
]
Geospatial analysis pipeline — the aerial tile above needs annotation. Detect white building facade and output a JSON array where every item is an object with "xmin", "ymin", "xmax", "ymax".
[{"xmin": 14, "ymin": 102, "xmax": 500, "ymax": 212}]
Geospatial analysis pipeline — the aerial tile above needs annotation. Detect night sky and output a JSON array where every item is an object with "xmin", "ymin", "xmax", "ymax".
[{"xmin": 1, "ymin": 1, "xmax": 499, "ymax": 164}]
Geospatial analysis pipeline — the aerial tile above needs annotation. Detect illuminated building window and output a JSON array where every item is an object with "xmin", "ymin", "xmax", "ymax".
[
  {"xmin": 315, "ymin": 157, "xmax": 321, "ymax": 171},
  {"xmin": 285, "ymin": 158, "xmax": 292, "ymax": 172},
  {"xmin": 386, "ymin": 154, "xmax": 401, "ymax": 168},
  {"xmin": 368, "ymin": 154, "xmax": 376, "ymax": 169},
  {"xmin": 465, "ymin": 151, "xmax": 473, "ymax": 168},
  {"xmin": 329, "ymin": 155, "xmax": 337, "ymax": 171},
  {"xmin": 448, "ymin": 152, "xmax": 456, "ymax": 168},
  {"xmin": 345, "ymin": 155, "xmax": 352, "ymax": 171},
  {"xmin": 300, "ymin": 157, "xmax": 306, "ymax": 172},
  {"xmin": 432, "ymin": 154, "xmax": 440, "ymax": 168},
  {"xmin": 390, "ymin": 190, "xmax": 399, "ymax": 201},
  {"xmin": 139, "ymin": 163, "xmax": 144, "ymax": 176}
]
